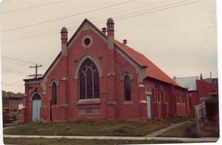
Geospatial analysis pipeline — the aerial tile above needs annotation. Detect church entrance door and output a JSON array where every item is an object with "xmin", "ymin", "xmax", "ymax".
[{"xmin": 32, "ymin": 94, "xmax": 41, "ymax": 121}]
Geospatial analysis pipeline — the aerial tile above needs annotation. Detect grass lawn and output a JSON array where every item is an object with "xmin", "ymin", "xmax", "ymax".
[
  {"xmin": 3, "ymin": 138, "xmax": 183, "ymax": 145},
  {"xmin": 158, "ymin": 118, "xmax": 219, "ymax": 138},
  {"xmin": 157, "ymin": 121, "xmax": 195, "ymax": 137},
  {"xmin": 4, "ymin": 117, "xmax": 191, "ymax": 136}
]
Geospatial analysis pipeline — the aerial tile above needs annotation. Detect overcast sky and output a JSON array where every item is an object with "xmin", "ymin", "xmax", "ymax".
[{"xmin": 0, "ymin": 0, "xmax": 218, "ymax": 93}]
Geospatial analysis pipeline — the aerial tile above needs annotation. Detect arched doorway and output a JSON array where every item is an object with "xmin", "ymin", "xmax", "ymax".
[{"xmin": 32, "ymin": 93, "xmax": 41, "ymax": 121}]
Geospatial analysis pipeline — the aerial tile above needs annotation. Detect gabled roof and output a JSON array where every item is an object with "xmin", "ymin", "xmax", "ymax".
[
  {"xmin": 24, "ymin": 18, "xmax": 182, "ymax": 88},
  {"xmin": 114, "ymin": 40, "xmax": 180, "ymax": 87}
]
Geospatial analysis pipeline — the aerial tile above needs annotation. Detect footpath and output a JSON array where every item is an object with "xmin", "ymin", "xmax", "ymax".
[
  {"xmin": 3, "ymin": 134, "xmax": 218, "ymax": 142},
  {"xmin": 146, "ymin": 121, "xmax": 189, "ymax": 137}
]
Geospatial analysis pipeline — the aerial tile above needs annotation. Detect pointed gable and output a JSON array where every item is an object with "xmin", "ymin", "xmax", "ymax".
[
  {"xmin": 41, "ymin": 19, "xmax": 107, "ymax": 80},
  {"xmin": 67, "ymin": 18, "xmax": 107, "ymax": 47}
]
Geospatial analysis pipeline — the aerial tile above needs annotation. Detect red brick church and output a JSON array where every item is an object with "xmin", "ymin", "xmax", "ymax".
[{"xmin": 23, "ymin": 18, "xmax": 189, "ymax": 122}]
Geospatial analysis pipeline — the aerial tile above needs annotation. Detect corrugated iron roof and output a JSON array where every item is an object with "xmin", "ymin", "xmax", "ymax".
[{"xmin": 174, "ymin": 76, "xmax": 198, "ymax": 91}]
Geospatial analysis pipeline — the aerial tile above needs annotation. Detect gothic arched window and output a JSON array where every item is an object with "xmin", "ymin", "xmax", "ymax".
[
  {"xmin": 51, "ymin": 82, "xmax": 57, "ymax": 105},
  {"xmin": 124, "ymin": 74, "xmax": 131, "ymax": 101},
  {"xmin": 79, "ymin": 58, "xmax": 100, "ymax": 99}
]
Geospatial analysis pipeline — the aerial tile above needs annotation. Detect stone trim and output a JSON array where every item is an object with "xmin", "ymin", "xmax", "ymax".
[
  {"xmin": 77, "ymin": 98, "xmax": 101, "ymax": 105},
  {"xmin": 146, "ymin": 91, "xmax": 152, "ymax": 95},
  {"xmin": 116, "ymin": 48, "xmax": 147, "ymax": 83},
  {"xmin": 138, "ymin": 84, "xmax": 145, "ymax": 88},
  {"xmin": 107, "ymin": 101, "xmax": 117, "ymax": 105},
  {"xmin": 121, "ymin": 72, "xmax": 133, "ymax": 80},
  {"xmin": 49, "ymin": 80, "xmax": 59, "ymax": 87},
  {"xmin": 82, "ymin": 35, "xmax": 93, "ymax": 48},
  {"xmin": 139, "ymin": 100, "xmax": 147, "ymax": 104},
  {"xmin": 29, "ymin": 92, "xmax": 42, "ymax": 101},
  {"xmin": 25, "ymin": 80, "xmax": 41, "ymax": 85},
  {"xmin": 74, "ymin": 54, "xmax": 103, "ymax": 79}
]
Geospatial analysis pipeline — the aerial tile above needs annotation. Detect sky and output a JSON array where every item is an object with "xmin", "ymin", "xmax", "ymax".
[{"xmin": 0, "ymin": 0, "xmax": 218, "ymax": 93}]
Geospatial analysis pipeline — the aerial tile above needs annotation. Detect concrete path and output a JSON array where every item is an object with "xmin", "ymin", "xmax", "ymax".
[
  {"xmin": 146, "ymin": 121, "xmax": 189, "ymax": 137},
  {"xmin": 3, "ymin": 135, "xmax": 218, "ymax": 142}
]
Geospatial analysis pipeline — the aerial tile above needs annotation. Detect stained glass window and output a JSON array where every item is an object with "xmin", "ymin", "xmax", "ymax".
[{"xmin": 79, "ymin": 59, "xmax": 100, "ymax": 99}]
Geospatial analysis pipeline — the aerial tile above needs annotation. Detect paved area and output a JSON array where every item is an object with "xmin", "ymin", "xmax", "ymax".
[
  {"xmin": 146, "ymin": 121, "xmax": 189, "ymax": 137},
  {"xmin": 3, "ymin": 135, "xmax": 218, "ymax": 142}
]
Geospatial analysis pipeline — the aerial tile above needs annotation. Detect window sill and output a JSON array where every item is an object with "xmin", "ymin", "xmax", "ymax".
[
  {"xmin": 123, "ymin": 101, "xmax": 132, "ymax": 104},
  {"xmin": 77, "ymin": 99, "xmax": 101, "ymax": 105}
]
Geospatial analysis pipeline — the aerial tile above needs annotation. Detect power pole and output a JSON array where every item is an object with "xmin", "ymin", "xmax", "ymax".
[{"xmin": 29, "ymin": 64, "xmax": 42, "ymax": 78}]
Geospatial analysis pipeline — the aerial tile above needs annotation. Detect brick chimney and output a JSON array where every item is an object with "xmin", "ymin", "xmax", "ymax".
[
  {"xmin": 106, "ymin": 18, "xmax": 116, "ymax": 119},
  {"xmin": 61, "ymin": 27, "xmax": 68, "ymax": 55},
  {"xmin": 106, "ymin": 18, "xmax": 114, "ymax": 49},
  {"xmin": 107, "ymin": 18, "xmax": 114, "ymax": 37}
]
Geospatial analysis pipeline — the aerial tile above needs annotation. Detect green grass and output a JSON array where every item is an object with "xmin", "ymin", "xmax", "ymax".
[
  {"xmin": 4, "ymin": 117, "xmax": 192, "ymax": 136},
  {"xmin": 158, "ymin": 122, "xmax": 197, "ymax": 137},
  {"xmin": 3, "ymin": 138, "xmax": 183, "ymax": 145}
]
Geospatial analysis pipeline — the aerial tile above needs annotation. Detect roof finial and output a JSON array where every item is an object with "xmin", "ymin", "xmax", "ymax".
[{"xmin": 106, "ymin": 18, "xmax": 114, "ymax": 38}]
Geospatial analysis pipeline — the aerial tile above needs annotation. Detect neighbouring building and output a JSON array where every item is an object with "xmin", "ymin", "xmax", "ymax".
[
  {"xmin": 197, "ymin": 74, "xmax": 218, "ymax": 100},
  {"xmin": 174, "ymin": 74, "xmax": 218, "ymax": 116},
  {"xmin": 23, "ymin": 18, "xmax": 189, "ymax": 123},
  {"xmin": 2, "ymin": 91, "xmax": 23, "ymax": 124}
]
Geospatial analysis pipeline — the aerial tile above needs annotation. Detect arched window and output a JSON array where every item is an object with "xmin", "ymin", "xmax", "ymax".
[
  {"xmin": 79, "ymin": 58, "xmax": 100, "ymax": 99},
  {"xmin": 51, "ymin": 82, "xmax": 57, "ymax": 105},
  {"xmin": 124, "ymin": 74, "xmax": 131, "ymax": 101}
]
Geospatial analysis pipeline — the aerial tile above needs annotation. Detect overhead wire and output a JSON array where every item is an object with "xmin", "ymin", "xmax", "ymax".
[
  {"xmin": 1, "ymin": 0, "xmax": 134, "ymax": 33},
  {"xmin": 2, "ymin": 56, "xmax": 46, "ymax": 76},
  {"xmin": 1, "ymin": 0, "xmax": 203, "ymax": 90},
  {"xmin": 1, "ymin": 0, "xmax": 201, "ymax": 71},
  {"xmin": 2, "ymin": 56, "xmax": 38, "ymax": 65},
  {"xmin": 116, "ymin": 0, "xmax": 200, "ymax": 20},
  {"xmin": 2, "ymin": 68, "xmax": 28, "ymax": 74},
  {"xmin": 2, "ymin": 0, "xmax": 201, "ymax": 85},
  {"xmin": 2, "ymin": 0, "xmax": 170, "ymax": 38},
  {"xmin": 3, "ymin": 0, "xmax": 200, "ymax": 42},
  {"xmin": 0, "ymin": 0, "xmax": 66, "ymax": 15}
]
